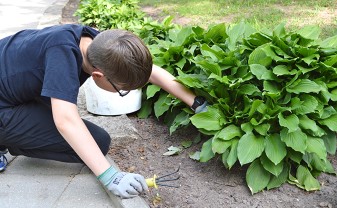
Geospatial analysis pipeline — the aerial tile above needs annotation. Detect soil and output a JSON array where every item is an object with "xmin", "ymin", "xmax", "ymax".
[{"xmin": 61, "ymin": 1, "xmax": 337, "ymax": 207}]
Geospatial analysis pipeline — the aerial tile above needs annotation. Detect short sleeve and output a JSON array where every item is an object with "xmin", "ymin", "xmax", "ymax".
[{"xmin": 41, "ymin": 44, "xmax": 82, "ymax": 104}]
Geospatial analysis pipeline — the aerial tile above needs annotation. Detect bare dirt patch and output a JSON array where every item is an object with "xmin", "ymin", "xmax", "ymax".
[
  {"xmin": 274, "ymin": 5, "xmax": 337, "ymax": 27},
  {"xmin": 141, "ymin": 5, "xmax": 192, "ymax": 26}
]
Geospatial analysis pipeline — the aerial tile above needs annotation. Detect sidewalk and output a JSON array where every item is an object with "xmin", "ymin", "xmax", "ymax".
[{"xmin": 0, "ymin": 0, "xmax": 149, "ymax": 207}]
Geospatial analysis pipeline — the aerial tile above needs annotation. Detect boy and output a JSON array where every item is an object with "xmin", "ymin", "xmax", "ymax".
[{"xmin": 0, "ymin": 24, "xmax": 207, "ymax": 198}]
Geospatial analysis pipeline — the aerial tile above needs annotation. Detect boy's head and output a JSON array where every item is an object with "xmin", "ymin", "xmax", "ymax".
[{"xmin": 87, "ymin": 29, "xmax": 152, "ymax": 91}]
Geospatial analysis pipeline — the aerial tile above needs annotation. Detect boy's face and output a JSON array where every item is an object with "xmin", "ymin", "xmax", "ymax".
[
  {"xmin": 105, "ymin": 77, "xmax": 130, "ymax": 97},
  {"xmin": 92, "ymin": 73, "xmax": 129, "ymax": 96}
]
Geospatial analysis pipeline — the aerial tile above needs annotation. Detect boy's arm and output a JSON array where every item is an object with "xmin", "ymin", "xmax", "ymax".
[
  {"xmin": 51, "ymin": 98, "xmax": 110, "ymax": 176},
  {"xmin": 51, "ymin": 98, "xmax": 148, "ymax": 198},
  {"xmin": 149, "ymin": 65, "xmax": 196, "ymax": 108}
]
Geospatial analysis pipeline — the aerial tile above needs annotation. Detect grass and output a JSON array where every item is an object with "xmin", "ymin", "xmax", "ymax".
[{"xmin": 138, "ymin": 0, "xmax": 337, "ymax": 38}]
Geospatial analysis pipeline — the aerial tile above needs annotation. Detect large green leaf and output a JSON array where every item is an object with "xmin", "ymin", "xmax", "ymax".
[
  {"xmin": 318, "ymin": 114, "xmax": 337, "ymax": 132},
  {"xmin": 195, "ymin": 59, "xmax": 222, "ymax": 76},
  {"xmin": 246, "ymin": 160, "xmax": 271, "ymax": 194},
  {"xmin": 272, "ymin": 65, "xmax": 297, "ymax": 76},
  {"xmin": 278, "ymin": 113, "xmax": 299, "ymax": 132},
  {"xmin": 273, "ymin": 23, "xmax": 286, "ymax": 37},
  {"xmin": 154, "ymin": 93, "xmax": 171, "ymax": 118},
  {"xmin": 321, "ymin": 131, "xmax": 337, "ymax": 155},
  {"xmin": 306, "ymin": 137, "xmax": 327, "ymax": 161},
  {"xmin": 248, "ymin": 47, "xmax": 272, "ymax": 66},
  {"xmin": 169, "ymin": 111, "xmax": 190, "ymax": 134},
  {"xmin": 200, "ymin": 138, "xmax": 215, "ymax": 162},
  {"xmin": 237, "ymin": 132, "xmax": 265, "ymax": 165},
  {"xmin": 200, "ymin": 44, "xmax": 224, "ymax": 62},
  {"xmin": 250, "ymin": 64, "xmax": 276, "ymax": 80},
  {"xmin": 248, "ymin": 100, "xmax": 264, "ymax": 117},
  {"xmin": 265, "ymin": 134, "xmax": 287, "ymax": 165},
  {"xmin": 227, "ymin": 22, "xmax": 252, "ymax": 51},
  {"xmin": 280, "ymin": 128, "xmax": 307, "ymax": 154},
  {"xmin": 238, "ymin": 84, "xmax": 261, "ymax": 95},
  {"xmin": 267, "ymin": 163, "xmax": 289, "ymax": 190},
  {"xmin": 286, "ymin": 79, "xmax": 323, "ymax": 94},
  {"xmin": 212, "ymin": 137, "xmax": 232, "ymax": 154},
  {"xmin": 260, "ymin": 154, "xmax": 284, "ymax": 176},
  {"xmin": 177, "ymin": 70, "xmax": 208, "ymax": 89},
  {"xmin": 137, "ymin": 99, "xmax": 152, "ymax": 118},
  {"xmin": 146, "ymin": 84, "xmax": 161, "ymax": 99},
  {"xmin": 204, "ymin": 23, "xmax": 228, "ymax": 43},
  {"xmin": 215, "ymin": 124, "xmax": 242, "ymax": 141},
  {"xmin": 298, "ymin": 115, "xmax": 320, "ymax": 133},
  {"xmin": 172, "ymin": 26, "xmax": 194, "ymax": 46},
  {"xmin": 320, "ymin": 35, "xmax": 337, "ymax": 48},
  {"xmin": 227, "ymin": 139, "xmax": 239, "ymax": 169},
  {"xmin": 254, "ymin": 123, "xmax": 270, "ymax": 136},
  {"xmin": 262, "ymin": 44, "xmax": 283, "ymax": 62},
  {"xmin": 296, "ymin": 165, "xmax": 321, "ymax": 191},
  {"xmin": 190, "ymin": 106, "xmax": 225, "ymax": 131},
  {"xmin": 292, "ymin": 95, "xmax": 318, "ymax": 115},
  {"xmin": 297, "ymin": 25, "xmax": 321, "ymax": 40}
]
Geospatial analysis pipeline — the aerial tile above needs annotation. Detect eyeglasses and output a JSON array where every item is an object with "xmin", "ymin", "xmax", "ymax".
[
  {"xmin": 89, "ymin": 60, "xmax": 130, "ymax": 97},
  {"xmin": 106, "ymin": 77, "xmax": 130, "ymax": 97}
]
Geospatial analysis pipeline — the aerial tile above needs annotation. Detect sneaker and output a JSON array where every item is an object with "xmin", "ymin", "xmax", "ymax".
[{"xmin": 0, "ymin": 149, "xmax": 8, "ymax": 172}]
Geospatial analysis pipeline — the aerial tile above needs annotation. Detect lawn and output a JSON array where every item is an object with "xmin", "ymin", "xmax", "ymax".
[{"xmin": 139, "ymin": 0, "xmax": 337, "ymax": 38}]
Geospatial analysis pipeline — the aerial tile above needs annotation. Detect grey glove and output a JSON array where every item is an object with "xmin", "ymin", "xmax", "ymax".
[
  {"xmin": 98, "ymin": 166, "xmax": 148, "ymax": 199},
  {"xmin": 195, "ymin": 101, "xmax": 208, "ymax": 113},
  {"xmin": 192, "ymin": 96, "xmax": 208, "ymax": 113}
]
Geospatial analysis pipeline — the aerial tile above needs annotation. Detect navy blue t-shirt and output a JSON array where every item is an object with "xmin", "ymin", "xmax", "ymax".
[{"xmin": 0, "ymin": 24, "xmax": 99, "ymax": 108}]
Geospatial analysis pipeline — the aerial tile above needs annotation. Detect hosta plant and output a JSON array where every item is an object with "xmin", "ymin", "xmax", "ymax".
[
  {"xmin": 75, "ymin": 0, "xmax": 337, "ymax": 194},
  {"xmin": 142, "ymin": 22, "xmax": 337, "ymax": 194}
]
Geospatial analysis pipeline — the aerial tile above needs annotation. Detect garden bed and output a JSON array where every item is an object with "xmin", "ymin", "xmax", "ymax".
[{"xmin": 62, "ymin": 1, "xmax": 337, "ymax": 207}]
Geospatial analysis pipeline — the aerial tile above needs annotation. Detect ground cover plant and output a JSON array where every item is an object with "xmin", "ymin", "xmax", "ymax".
[{"xmin": 75, "ymin": 0, "xmax": 337, "ymax": 194}]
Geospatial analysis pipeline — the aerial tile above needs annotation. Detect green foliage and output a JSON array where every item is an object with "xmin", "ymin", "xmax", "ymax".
[
  {"xmin": 76, "ymin": 0, "xmax": 337, "ymax": 194},
  {"xmin": 145, "ymin": 22, "xmax": 337, "ymax": 194},
  {"xmin": 75, "ymin": 0, "xmax": 176, "ymax": 44},
  {"xmin": 75, "ymin": 0, "xmax": 144, "ymax": 30}
]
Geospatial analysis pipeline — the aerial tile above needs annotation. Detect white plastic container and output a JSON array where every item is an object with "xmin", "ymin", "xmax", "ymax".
[{"xmin": 83, "ymin": 77, "xmax": 142, "ymax": 115}]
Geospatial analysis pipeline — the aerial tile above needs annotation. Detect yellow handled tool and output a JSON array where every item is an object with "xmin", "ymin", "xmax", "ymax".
[
  {"xmin": 145, "ymin": 166, "xmax": 180, "ymax": 189},
  {"xmin": 146, "ymin": 174, "xmax": 158, "ymax": 189}
]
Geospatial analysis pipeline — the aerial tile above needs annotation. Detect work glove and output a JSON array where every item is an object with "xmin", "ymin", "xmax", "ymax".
[
  {"xmin": 195, "ymin": 101, "xmax": 208, "ymax": 113},
  {"xmin": 98, "ymin": 166, "xmax": 148, "ymax": 199},
  {"xmin": 192, "ymin": 96, "xmax": 208, "ymax": 114}
]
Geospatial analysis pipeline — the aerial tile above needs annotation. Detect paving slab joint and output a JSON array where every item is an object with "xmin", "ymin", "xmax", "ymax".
[{"xmin": 52, "ymin": 172, "xmax": 77, "ymax": 207}]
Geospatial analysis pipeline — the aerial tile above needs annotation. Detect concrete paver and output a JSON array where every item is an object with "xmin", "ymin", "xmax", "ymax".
[
  {"xmin": 0, "ymin": 0, "xmax": 55, "ymax": 38},
  {"xmin": 0, "ymin": 0, "xmax": 150, "ymax": 207}
]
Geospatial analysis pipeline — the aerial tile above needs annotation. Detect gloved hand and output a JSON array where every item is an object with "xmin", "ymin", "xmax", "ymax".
[
  {"xmin": 195, "ymin": 101, "xmax": 208, "ymax": 113},
  {"xmin": 98, "ymin": 166, "xmax": 148, "ymax": 199},
  {"xmin": 192, "ymin": 96, "xmax": 208, "ymax": 114}
]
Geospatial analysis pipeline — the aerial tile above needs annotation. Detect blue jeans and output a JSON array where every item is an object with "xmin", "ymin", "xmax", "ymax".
[{"xmin": 0, "ymin": 99, "xmax": 111, "ymax": 163}]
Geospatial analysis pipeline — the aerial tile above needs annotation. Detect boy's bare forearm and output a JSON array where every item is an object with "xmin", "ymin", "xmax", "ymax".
[
  {"xmin": 149, "ymin": 65, "xmax": 195, "ymax": 107},
  {"xmin": 51, "ymin": 98, "xmax": 110, "ymax": 176}
]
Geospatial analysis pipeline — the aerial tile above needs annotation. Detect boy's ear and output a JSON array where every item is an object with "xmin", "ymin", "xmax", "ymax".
[{"xmin": 91, "ymin": 70, "xmax": 104, "ymax": 78}]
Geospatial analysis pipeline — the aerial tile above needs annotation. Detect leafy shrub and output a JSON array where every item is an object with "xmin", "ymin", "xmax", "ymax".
[
  {"xmin": 147, "ymin": 22, "xmax": 337, "ymax": 193},
  {"xmin": 76, "ymin": 0, "xmax": 337, "ymax": 194},
  {"xmin": 75, "ymin": 0, "xmax": 177, "ymax": 45},
  {"xmin": 75, "ymin": 0, "xmax": 144, "ymax": 30}
]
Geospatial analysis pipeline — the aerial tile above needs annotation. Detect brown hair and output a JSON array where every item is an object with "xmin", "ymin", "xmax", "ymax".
[{"xmin": 87, "ymin": 29, "xmax": 153, "ymax": 90}]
